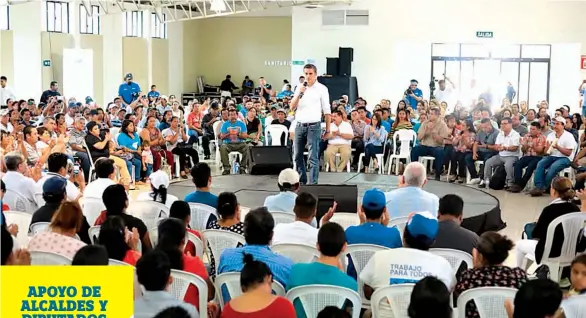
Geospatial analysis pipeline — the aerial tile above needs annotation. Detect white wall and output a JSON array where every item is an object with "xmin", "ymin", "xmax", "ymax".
[{"xmin": 292, "ymin": 0, "xmax": 586, "ymax": 110}]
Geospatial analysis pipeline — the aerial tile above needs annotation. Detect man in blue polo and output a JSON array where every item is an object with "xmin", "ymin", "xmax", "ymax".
[
  {"xmin": 403, "ymin": 79, "xmax": 423, "ymax": 110},
  {"xmin": 118, "ymin": 73, "xmax": 141, "ymax": 107}
]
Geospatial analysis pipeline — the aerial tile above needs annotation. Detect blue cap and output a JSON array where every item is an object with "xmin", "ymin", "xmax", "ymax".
[
  {"xmin": 43, "ymin": 176, "xmax": 67, "ymax": 196},
  {"xmin": 68, "ymin": 102, "xmax": 77, "ymax": 108},
  {"xmin": 406, "ymin": 211, "xmax": 438, "ymax": 241},
  {"xmin": 361, "ymin": 188, "xmax": 386, "ymax": 211},
  {"xmin": 85, "ymin": 96, "xmax": 93, "ymax": 104},
  {"xmin": 125, "ymin": 73, "xmax": 133, "ymax": 80}
]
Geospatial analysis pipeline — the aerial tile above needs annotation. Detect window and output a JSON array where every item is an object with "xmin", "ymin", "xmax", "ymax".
[
  {"xmin": 151, "ymin": 13, "xmax": 166, "ymax": 39},
  {"xmin": 322, "ymin": 10, "xmax": 369, "ymax": 26},
  {"xmin": 123, "ymin": 11, "xmax": 143, "ymax": 37},
  {"xmin": 0, "ymin": 6, "xmax": 8, "ymax": 30},
  {"xmin": 46, "ymin": 1, "xmax": 69, "ymax": 33},
  {"xmin": 79, "ymin": 5, "xmax": 100, "ymax": 34}
]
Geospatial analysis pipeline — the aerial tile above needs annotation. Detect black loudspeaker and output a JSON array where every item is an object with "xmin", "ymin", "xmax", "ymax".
[
  {"xmin": 317, "ymin": 76, "xmax": 359, "ymax": 104},
  {"xmin": 338, "ymin": 47, "xmax": 354, "ymax": 76},
  {"xmin": 250, "ymin": 146, "xmax": 293, "ymax": 175},
  {"xmin": 299, "ymin": 184, "xmax": 358, "ymax": 225},
  {"xmin": 326, "ymin": 57, "xmax": 340, "ymax": 76}
]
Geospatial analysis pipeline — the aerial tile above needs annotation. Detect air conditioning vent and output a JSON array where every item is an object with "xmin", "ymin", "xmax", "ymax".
[{"xmin": 322, "ymin": 9, "xmax": 369, "ymax": 26}]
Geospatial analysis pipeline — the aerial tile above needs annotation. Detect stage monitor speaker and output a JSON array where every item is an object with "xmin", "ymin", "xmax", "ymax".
[
  {"xmin": 326, "ymin": 57, "xmax": 340, "ymax": 76},
  {"xmin": 299, "ymin": 184, "xmax": 358, "ymax": 226},
  {"xmin": 250, "ymin": 146, "xmax": 293, "ymax": 175},
  {"xmin": 338, "ymin": 47, "xmax": 354, "ymax": 76}
]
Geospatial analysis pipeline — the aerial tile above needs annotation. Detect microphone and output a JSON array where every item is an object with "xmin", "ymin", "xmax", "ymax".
[{"xmin": 299, "ymin": 81, "xmax": 308, "ymax": 99}]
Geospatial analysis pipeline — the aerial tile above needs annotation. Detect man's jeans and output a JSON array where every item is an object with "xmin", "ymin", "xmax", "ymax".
[
  {"xmin": 410, "ymin": 145, "xmax": 444, "ymax": 177},
  {"xmin": 294, "ymin": 122, "xmax": 321, "ymax": 184},
  {"xmin": 533, "ymin": 156, "xmax": 571, "ymax": 189},
  {"xmin": 74, "ymin": 151, "xmax": 91, "ymax": 182},
  {"xmin": 514, "ymin": 155, "xmax": 542, "ymax": 188},
  {"xmin": 533, "ymin": 156, "xmax": 571, "ymax": 190},
  {"xmin": 465, "ymin": 151, "xmax": 497, "ymax": 179}
]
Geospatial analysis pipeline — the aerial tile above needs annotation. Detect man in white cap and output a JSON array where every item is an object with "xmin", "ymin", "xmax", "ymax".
[
  {"xmin": 264, "ymin": 168, "xmax": 300, "ymax": 213},
  {"xmin": 530, "ymin": 116, "xmax": 577, "ymax": 196}
]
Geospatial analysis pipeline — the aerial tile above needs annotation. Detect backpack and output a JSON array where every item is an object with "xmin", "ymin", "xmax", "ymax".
[{"xmin": 489, "ymin": 165, "xmax": 506, "ymax": 190}]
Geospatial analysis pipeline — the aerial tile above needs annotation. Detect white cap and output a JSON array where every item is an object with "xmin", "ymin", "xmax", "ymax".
[
  {"xmin": 160, "ymin": 95, "xmax": 168, "ymax": 100},
  {"xmin": 278, "ymin": 168, "xmax": 299, "ymax": 186},
  {"xmin": 553, "ymin": 116, "xmax": 566, "ymax": 124},
  {"xmin": 0, "ymin": 109, "xmax": 9, "ymax": 116},
  {"xmin": 150, "ymin": 170, "xmax": 170, "ymax": 189}
]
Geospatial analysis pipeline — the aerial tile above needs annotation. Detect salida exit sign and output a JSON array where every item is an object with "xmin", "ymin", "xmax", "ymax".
[{"xmin": 476, "ymin": 31, "xmax": 494, "ymax": 38}]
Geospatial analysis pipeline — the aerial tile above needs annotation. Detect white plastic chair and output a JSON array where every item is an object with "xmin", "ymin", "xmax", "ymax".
[
  {"xmin": 430, "ymin": 248, "xmax": 473, "ymax": 275},
  {"xmin": 83, "ymin": 140, "xmax": 97, "ymax": 182},
  {"xmin": 169, "ymin": 269, "xmax": 208, "ymax": 318},
  {"xmin": 418, "ymin": 156, "xmax": 436, "ymax": 175},
  {"xmin": 561, "ymin": 294, "xmax": 586, "ymax": 318},
  {"xmin": 186, "ymin": 230, "xmax": 204, "ymax": 258},
  {"xmin": 30, "ymin": 222, "xmax": 50, "ymax": 235},
  {"xmin": 272, "ymin": 243, "xmax": 320, "ymax": 263},
  {"xmin": 127, "ymin": 201, "xmax": 169, "ymax": 230},
  {"xmin": 215, "ymin": 272, "xmax": 286, "ymax": 308},
  {"xmin": 457, "ymin": 287, "xmax": 517, "ymax": 318},
  {"xmin": 212, "ymin": 121, "xmax": 222, "ymax": 164},
  {"xmin": 387, "ymin": 216, "xmax": 409, "ymax": 236},
  {"xmin": 81, "ymin": 197, "xmax": 106, "ymax": 226},
  {"xmin": 88, "ymin": 226, "xmax": 101, "ymax": 244},
  {"xmin": 108, "ymin": 258, "xmax": 132, "ymax": 266},
  {"xmin": 345, "ymin": 244, "xmax": 389, "ymax": 308},
  {"xmin": 4, "ymin": 189, "xmax": 36, "ymax": 213},
  {"xmin": 286, "ymin": 285, "xmax": 362, "ymax": 318},
  {"xmin": 270, "ymin": 211, "xmax": 296, "ymax": 225},
  {"xmin": 325, "ymin": 153, "xmax": 351, "ymax": 173},
  {"xmin": 558, "ymin": 146, "xmax": 580, "ymax": 182},
  {"xmin": 266, "ymin": 124, "xmax": 289, "ymax": 146},
  {"xmin": 202, "ymin": 229, "xmax": 245, "ymax": 270},
  {"xmin": 324, "ymin": 213, "xmax": 360, "ymax": 230},
  {"xmin": 30, "ymin": 251, "xmax": 72, "ymax": 265},
  {"xmin": 521, "ymin": 212, "xmax": 586, "ymax": 282},
  {"xmin": 4, "ymin": 211, "xmax": 33, "ymax": 247},
  {"xmin": 188, "ymin": 203, "xmax": 218, "ymax": 231},
  {"xmin": 34, "ymin": 192, "xmax": 46, "ymax": 207},
  {"xmin": 370, "ymin": 284, "xmax": 415, "ymax": 318},
  {"xmin": 388, "ymin": 129, "xmax": 417, "ymax": 175}
]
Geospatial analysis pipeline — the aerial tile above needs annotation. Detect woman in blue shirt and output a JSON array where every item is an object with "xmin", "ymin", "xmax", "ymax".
[
  {"xmin": 117, "ymin": 120, "xmax": 144, "ymax": 184},
  {"xmin": 362, "ymin": 113, "xmax": 388, "ymax": 173},
  {"xmin": 158, "ymin": 110, "xmax": 173, "ymax": 131}
]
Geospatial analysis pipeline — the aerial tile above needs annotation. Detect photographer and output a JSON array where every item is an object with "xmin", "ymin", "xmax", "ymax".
[
  {"xmin": 118, "ymin": 73, "xmax": 142, "ymax": 107},
  {"xmin": 40, "ymin": 81, "xmax": 61, "ymax": 104},
  {"xmin": 403, "ymin": 79, "xmax": 423, "ymax": 110}
]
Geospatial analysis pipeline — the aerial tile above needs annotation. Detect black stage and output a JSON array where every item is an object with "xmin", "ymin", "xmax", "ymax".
[{"xmin": 168, "ymin": 172, "xmax": 505, "ymax": 235}]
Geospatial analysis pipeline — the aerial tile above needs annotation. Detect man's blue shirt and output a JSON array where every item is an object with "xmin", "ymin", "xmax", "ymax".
[
  {"xmin": 406, "ymin": 88, "xmax": 423, "ymax": 109},
  {"xmin": 118, "ymin": 82, "xmax": 141, "ymax": 104}
]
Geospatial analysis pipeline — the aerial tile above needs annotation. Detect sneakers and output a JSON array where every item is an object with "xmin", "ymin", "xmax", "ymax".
[
  {"xmin": 478, "ymin": 179, "xmax": 488, "ymax": 188},
  {"xmin": 467, "ymin": 178, "xmax": 481, "ymax": 185}
]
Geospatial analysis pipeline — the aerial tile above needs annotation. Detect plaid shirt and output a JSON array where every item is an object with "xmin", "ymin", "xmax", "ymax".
[
  {"xmin": 521, "ymin": 133, "xmax": 546, "ymax": 156},
  {"xmin": 455, "ymin": 131, "xmax": 476, "ymax": 152},
  {"xmin": 351, "ymin": 120, "xmax": 366, "ymax": 138}
]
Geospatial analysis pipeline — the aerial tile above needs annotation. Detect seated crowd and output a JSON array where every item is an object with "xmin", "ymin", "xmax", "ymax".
[{"xmin": 2, "ymin": 77, "xmax": 586, "ymax": 318}]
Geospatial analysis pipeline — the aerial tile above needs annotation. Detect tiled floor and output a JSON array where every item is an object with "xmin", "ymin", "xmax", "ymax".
[{"xmin": 145, "ymin": 159, "xmax": 552, "ymax": 267}]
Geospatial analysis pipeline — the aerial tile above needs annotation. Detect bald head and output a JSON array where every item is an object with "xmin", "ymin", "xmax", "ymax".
[{"xmin": 402, "ymin": 162, "xmax": 426, "ymax": 187}]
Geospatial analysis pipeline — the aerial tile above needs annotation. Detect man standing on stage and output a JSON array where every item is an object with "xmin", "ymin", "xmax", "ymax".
[{"xmin": 291, "ymin": 64, "xmax": 331, "ymax": 184}]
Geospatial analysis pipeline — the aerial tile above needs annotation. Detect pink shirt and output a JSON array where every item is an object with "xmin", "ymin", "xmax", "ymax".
[{"xmin": 28, "ymin": 231, "xmax": 86, "ymax": 259}]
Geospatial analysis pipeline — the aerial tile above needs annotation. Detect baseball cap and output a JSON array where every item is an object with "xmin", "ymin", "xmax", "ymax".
[
  {"xmin": 68, "ymin": 102, "xmax": 77, "ymax": 108},
  {"xmin": 406, "ymin": 211, "xmax": 439, "ymax": 242},
  {"xmin": 125, "ymin": 73, "xmax": 133, "ymax": 80},
  {"xmin": 160, "ymin": 95, "xmax": 168, "ymax": 100},
  {"xmin": 43, "ymin": 176, "xmax": 67, "ymax": 198},
  {"xmin": 150, "ymin": 170, "xmax": 170, "ymax": 189},
  {"xmin": 85, "ymin": 96, "xmax": 94, "ymax": 104},
  {"xmin": 361, "ymin": 188, "xmax": 386, "ymax": 211},
  {"xmin": 553, "ymin": 116, "xmax": 566, "ymax": 124},
  {"xmin": 276, "ymin": 108, "xmax": 286, "ymax": 114},
  {"xmin": 89, "ymin": 109, "xmax": 98, "ymax": 116},
  {"xmin": 0, "ymin": 109, "xmax": 9, "ymax": 117},
  {"xmin": 107, "ymin": 103, "xmax": 119, "ymax": 110},
  {"xmin": 278, "ymin": 168, "xmax": 299, "ymax": 186}
]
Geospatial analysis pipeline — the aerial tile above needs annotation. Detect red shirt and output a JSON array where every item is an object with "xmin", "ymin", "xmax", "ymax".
[
  {"xmin": 187, "ymin": 112, "xmax": 203, "ymax": 130},
  {"xmin": 184, "ymin": 228, "xmax": 203, "ymax": 256},
  {"xmin": 123, "ymin": 250, "xmax": 141, "ymax": 266},
  {"xmin": 183, "ymin": 254, "xmax": 209, "ymax": 310},
  {"xmin": 221, "ymin": 296, "xmax": 296, "ymax": 318}
]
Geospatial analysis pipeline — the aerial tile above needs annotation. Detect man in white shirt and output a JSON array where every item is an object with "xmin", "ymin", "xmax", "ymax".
[
  {"xmin": 323, "ymin": 110, "xmax": 353, "ymax": 172},
  {"xmin": 3, "ymin": 152, "xmax": 39, "ymax": 210},
  {"xmin": 272, "ymin": 191, "xmax": 334, "ymax": 246},
  {"xmin": 0, "ymin": 76, "xmax": 16, "ymax": 106},
  {"xmin": 0, "ymin": 109, "xmax": 13, "ymax": 133},
  {"xmin": 36, "ymin": 153, "xmax": 85, "ymax": 203},
  {"xmin": 481, "ymin": 116, "xmax": 520, "ymax": 189},
  {"xmin": 434, "ymin": 76, "xmax": 457, "ymax": 112},
  {"xmin": 360, "ymin": 211, "xmax": 454, "ymax": 301},
  {"xmin": 530, "ymin": 116, "xmax": 578, "ymax": 196},
  {"xmin": 291, "ymin": 64, "xmax": 331, "ymax": 185},
  {"xmin": 83, "ymin": 158, "xmax": 117, "ymax": 200},
  {"xmin": 385, "ymin": 162, "xmax": 439, "ymax": 218}
]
